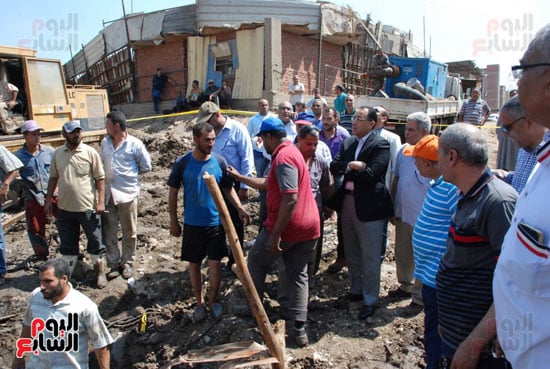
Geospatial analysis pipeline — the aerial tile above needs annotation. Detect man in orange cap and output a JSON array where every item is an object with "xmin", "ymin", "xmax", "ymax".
[{"xmin": 403, "ymin": 134, "xmax": 458, "ymax": 369}]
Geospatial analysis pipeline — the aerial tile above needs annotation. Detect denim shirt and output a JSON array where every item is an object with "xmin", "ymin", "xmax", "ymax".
[{"xmin": 14, "ymin": 144, "xmax": 53, "ymax": 206}]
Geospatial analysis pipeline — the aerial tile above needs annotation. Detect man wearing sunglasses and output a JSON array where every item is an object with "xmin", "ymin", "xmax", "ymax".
[{"xmin": 492, "ymin": 96, "xmax": 546, "ymax": 193}]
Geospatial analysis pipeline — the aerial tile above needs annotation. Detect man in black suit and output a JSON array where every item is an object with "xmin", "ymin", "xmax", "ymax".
[{"xmin": 329, "ymin": 106, "xmax": 394, "ymax": 319}]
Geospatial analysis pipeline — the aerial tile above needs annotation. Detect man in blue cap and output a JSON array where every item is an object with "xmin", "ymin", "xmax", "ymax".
[
  {"xmin": 45, "ymin": 120, "xmax": 108, "ymax": 288},
  {"xmin": 228, "ymin": 116, "xmax": 320, "ymax": 347}
]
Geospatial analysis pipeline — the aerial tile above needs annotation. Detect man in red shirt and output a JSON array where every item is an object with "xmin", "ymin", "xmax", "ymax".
[{"xmin": 236, "ymin": 116, "xmax": 319, "ymax": 347}]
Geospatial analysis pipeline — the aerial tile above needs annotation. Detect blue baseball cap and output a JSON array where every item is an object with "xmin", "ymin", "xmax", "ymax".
[
  {"xmin": 257, "ymin": 116, "xmax": 286, "ymax": 136},
  {"xmin": 63, "ymin": 120, "xmax": 82, "ymax": 133}
]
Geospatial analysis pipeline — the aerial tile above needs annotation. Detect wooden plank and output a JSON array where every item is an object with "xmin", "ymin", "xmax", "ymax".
[
  {"xmin": 203, "ymin": 173, "xmax": 286, "ymax": 369},
  {"xmin": 2, "ymin": 210, "xmax": 25, "ymax": 229}
]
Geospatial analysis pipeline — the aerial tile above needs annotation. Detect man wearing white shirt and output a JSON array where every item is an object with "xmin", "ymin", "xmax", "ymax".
[
  {"xmin": 247, "ymin": 99, "xmax": 273, "ymax": 177},
  {"xmin": 305, "ymin": 88, "xmax": 328, "ymax": 112},
  {"xmin": 288, "ymin": 75, "xmax": 305, "ymax": 110},
  {"xmin": 493, "ymin": 23, "xmax": 550, "ymax": 369},
  {"xmin": 101, "ymin": 111, "xmax": 152, "ymax": 280}
]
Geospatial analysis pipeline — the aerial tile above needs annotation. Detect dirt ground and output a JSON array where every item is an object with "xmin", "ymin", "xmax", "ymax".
[{"xmin": 0, "ymin": 115, "xmax": 500, "ymax": 368}]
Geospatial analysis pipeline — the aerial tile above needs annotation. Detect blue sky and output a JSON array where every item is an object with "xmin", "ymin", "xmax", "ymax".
[{"xmin": 1, "ymin": 0, "xmax": 548, "ymax": 87}]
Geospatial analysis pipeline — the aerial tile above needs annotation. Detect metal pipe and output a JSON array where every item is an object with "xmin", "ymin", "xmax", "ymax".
[{"xmin": 317, "ymin": 4, "xmax": 323, "ymax": 89}]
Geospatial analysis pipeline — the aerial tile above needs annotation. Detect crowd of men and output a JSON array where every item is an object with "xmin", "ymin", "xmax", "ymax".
[{"xmin": 2, "ymin": 22, "xmax": 550, "ymax": 369}]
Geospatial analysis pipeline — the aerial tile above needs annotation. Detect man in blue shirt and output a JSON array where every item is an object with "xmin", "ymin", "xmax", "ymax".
[
  {"xmin": 14, "ymin": 120, "xmax": 56, "ymax": 260},
  {"xmin": 333, "ymin": 84, "xmax": 347, "ymax": 114},
  {"xmin": 168, "ymin": 122, "xmax": 250, "ymax": 321},
  {"xmin": 151, "ymin": 68, "xmax": 175, "ymax": 114},
  {"xmin": 197, "ymin": 102, "xmax": 254, "ymax": 273}
]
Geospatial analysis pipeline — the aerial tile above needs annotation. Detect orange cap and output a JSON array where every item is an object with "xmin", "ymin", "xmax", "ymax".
[{"xmin": 403, "ymin": 134, "xmax": 439, "ymax": 161}]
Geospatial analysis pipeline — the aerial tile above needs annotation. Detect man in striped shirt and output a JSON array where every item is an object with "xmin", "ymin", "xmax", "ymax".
[
  {"xmin": 436, "ymin": 123, "xmax": 517, "ymax": 368},
  {"xmin": 457, "ymin": 88, "xmax": 491, "ymax": 126},
  {"xmin": 404, "ymin": 135, "xmax": 458, "ymax": 369}
]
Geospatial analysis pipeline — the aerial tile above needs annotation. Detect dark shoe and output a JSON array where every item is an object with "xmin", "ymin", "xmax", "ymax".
[
  {"xmin": 344, "ymin": 293, "xmax": 363, "ymax": 302},
  {"xmin": 327, "ymin": 258, "xmax": 347, "ymax": 274},
  {"xmin": 106, "ymin": 266, "xmax": 120, "ymax": 279},
  {"xmin": 193, "ymin": 305, "xmax": 207, "ymax": 323},
  {"xmin": 359, "ymin": 305, "xmax": 376, "ymax": 320},
  {"xmin": 122, "ymin": 263, "xmax": 133, "ymax": 279},
  {"xmin": 294, "ymin": 326, "xmax": 309, "ymax": 347},
  {"xmin": 387, "ymin": 288, "xmax": 411, "ymax": 299},
  {"xmin": 211, "ymin": 302, "xmax": 224, "ymax": 320}
]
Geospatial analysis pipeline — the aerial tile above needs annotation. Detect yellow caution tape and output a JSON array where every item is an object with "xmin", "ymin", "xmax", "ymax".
[{"xmin": 127, "ymin": 108, "xmax": 255, "ymax": 123}]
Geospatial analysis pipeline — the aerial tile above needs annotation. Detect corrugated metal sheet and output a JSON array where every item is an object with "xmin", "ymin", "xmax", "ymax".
[
  {"xmin": 198, "ymin": 0, "xmax": 320, "ymax": 31},
  {"xmin": 83, "ymin": 33, "xmax": 105, "ymax": 68},
  {"xmin": 163, "ymin": 5, "xmax": 196, "ymax": 34},
  {"xmin": 140, "ymin": 12, "xmax": 165, "ymax": 42},
  {"xmin": 65, "ymin": 49, "xmax": 86, "ymax": 79}
]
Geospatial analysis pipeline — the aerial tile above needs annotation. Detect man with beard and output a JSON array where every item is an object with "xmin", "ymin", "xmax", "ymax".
[
  {"xmin": 45, "ymin": 121, "xmax": 107, "ymax": 289},
  {"xmin": 168, "ymin": 122, "xmax": 250, "ymax": 322},
  {"xmin": 11, "ymin": 258, "xmax": 113, "ymax": 369}
]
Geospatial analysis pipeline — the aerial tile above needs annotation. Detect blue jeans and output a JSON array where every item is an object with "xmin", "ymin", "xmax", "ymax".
[
  {"xmin": 440, "ymin": 339, "xmax": 456, "ymax": 368},
  {"xmin": 422, "ymin": 285, "xmax": 441, "ymax": 369},
  {"xmin": 0, "ymin": 207, "xmax": 5, "ymax": 274},
  {"xmin": 152, "ymin": 89, "xmax": 162, "ymax": 113},
  {"xmin": 253, "ymin": 151, "xmax": 268, "ymax": 178},
  {"xmin": 57, "ymin": 209, "xmax": 105, "ymax": 256}
]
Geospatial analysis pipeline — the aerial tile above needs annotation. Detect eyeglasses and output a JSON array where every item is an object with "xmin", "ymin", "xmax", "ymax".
[
  {"xmin": 353, "ymin": 115, "xmax": 370, "ymax": 122},
  {"xmin": 501, "ymin": 116, "xmax": 524, "ymax": 133},
  {"xmin": 511, "ymin": 63, "xmax": 550, "ymax": 79}
]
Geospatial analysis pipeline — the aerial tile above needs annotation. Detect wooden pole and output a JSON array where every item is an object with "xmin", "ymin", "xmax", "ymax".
[{"xmin": 203, "ymin": 173, "xmax": 285, "ymax": 369}]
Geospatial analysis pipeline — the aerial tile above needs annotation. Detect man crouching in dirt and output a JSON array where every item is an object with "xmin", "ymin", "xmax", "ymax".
[
  {"xmin": 11, "ymin": 258, "xmax": 113, "ymax": 369},
  {"xmin": 168, "ymin": 122, "xmax": 250, "ymax": 322},
  {"xmin": 45, "ymin": 120, "xmax": 108, "ymax": 289}
]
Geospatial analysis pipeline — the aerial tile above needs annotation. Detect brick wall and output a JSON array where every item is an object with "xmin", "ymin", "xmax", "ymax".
[
  {"xmin": 281, "ymin": 31, "xmax": 344, "ymax": 99},
  {"xmin": 135, "ymin": 39, "xmax": 186, "ymax": 103},
  {"xmin": 133, "ymin": 31, "xmax": 345, "ymax": 105}
]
